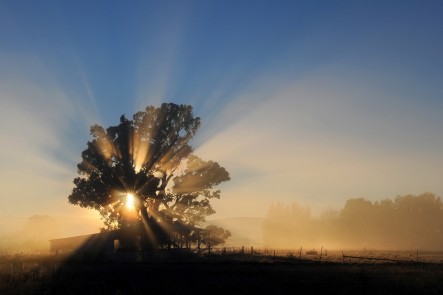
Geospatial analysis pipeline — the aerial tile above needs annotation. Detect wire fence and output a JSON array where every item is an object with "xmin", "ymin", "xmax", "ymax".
[
  {"xmin": 2, "ymin": 246, "xmax": 443, "ymax": 264},
  {"xmin": 206, "ymin": 246, "xmax": 443, "ymax": 264}
]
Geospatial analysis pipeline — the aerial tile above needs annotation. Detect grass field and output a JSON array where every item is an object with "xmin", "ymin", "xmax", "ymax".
[{"xmin": 1, "ymin": 252, "xmax": 443, "ymax": 294}]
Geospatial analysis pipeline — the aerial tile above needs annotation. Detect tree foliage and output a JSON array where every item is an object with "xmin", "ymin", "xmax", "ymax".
[
  {"xmin": 202, "ymin": 225, "xmax": 232, "ymax": 248},
  {"xmin": 68, "ymin": 103, "xmax": 230, "ymax": 247}
]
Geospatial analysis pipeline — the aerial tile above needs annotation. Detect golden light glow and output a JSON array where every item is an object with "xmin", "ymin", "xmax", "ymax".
[
  {"xmin": 133, "ymin": 140, "xmax": 149, "ymax": 172},
  {"xmin": 126, "ymin": 193, "xmax": 135, "ymax": 210}
]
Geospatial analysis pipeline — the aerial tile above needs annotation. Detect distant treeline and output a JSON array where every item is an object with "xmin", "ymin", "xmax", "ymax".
[{"xmin": 263, "ymin": 193, "xmax": 443, "ymax": 250}]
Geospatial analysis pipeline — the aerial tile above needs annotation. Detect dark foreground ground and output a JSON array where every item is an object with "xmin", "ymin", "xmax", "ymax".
[{"xmin": 1, "ymin": 254, "xmax": 443, "ymax": 295}]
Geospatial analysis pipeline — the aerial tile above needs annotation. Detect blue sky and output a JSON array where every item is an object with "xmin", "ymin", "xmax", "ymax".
[{"xmin": 1, "ymin": 0, "xmax": 443, "ymax": 227}]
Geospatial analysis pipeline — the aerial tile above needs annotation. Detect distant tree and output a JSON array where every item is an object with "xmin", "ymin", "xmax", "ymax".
[
  {"xmin": 392, "ymin": 193, "xmax": 443, "ymax": 247},
  {"xmin": 263, "ymin": 193, "xmax": 443, "ymax": 250},
  {"xmin": 68, "ymin": 103, "xmax": 230, "ymax": 249},
  {"xmin": 339, "ymin": 198, "xmax": 377, "ymax": 246},
  {"xmin": 202, "ymin": 225, "xmax": 231, "ymax": 250}
]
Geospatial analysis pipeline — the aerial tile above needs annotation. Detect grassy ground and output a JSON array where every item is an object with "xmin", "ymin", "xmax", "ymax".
[{"xmin": 1, "ymin": 253, "xmax": 442, "ymax": 295}]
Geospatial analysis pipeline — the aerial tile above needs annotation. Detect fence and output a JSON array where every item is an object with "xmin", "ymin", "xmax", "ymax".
[{"xmin": 206, "ymin": 246, "xmax": 443, "ymax": 264}]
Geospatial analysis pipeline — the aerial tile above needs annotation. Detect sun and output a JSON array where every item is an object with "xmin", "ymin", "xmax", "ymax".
[{"xmin": 126, "ymin": 193, "xmax": 135, "ymax": 210}]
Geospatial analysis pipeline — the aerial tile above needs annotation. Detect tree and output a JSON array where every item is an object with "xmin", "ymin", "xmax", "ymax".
[
  {"xmin": 68, "ymin": 103, "xmax": 230, "ymax": 249},
  {"xmin": 202, "ymin": 225, "xmax": 231, "ymax": 250}
]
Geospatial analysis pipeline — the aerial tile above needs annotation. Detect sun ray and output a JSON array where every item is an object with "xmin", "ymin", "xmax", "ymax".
[{"xmin": 126, "ymin": 193, "xmax": 135, "ymax": 210}]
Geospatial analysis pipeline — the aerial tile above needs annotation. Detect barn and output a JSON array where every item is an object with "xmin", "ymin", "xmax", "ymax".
[
  {"xmin": 49, "ymin": 223, "xmax": 144, "ymax": 260},
  {"xmin": 49, "ymin": 221, "xmax": 195, "ymax": 261}
]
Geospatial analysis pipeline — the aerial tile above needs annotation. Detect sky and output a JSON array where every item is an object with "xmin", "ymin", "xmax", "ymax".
[{"xmin": 1, "ymin": 0, "xmax": 443, "ymax": 231}]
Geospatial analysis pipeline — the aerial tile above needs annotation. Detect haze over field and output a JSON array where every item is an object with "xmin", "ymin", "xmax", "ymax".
[
  {"xmin": 1, "ymin": 1, "xmax": 443, "ymax": 248},
  {"xmin": 3, "ymin": 193, "xmax": 442, "ymax": 252}
]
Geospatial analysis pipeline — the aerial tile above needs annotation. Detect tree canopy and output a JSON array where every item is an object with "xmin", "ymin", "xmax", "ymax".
[{"xmin": 68, "ymin": 103, "xmax": 230, "ymax": 248}]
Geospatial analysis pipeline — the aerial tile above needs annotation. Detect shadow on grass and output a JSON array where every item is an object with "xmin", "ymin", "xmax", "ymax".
[{"xmin": 2, "ymin": 253, "xmax": 443, "ymax": 295}]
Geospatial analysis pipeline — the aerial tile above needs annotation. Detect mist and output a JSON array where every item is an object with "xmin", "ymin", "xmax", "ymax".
[
  {"xmin": 263, "ymin": 193, "xmax": 443, "ymax": 251},
  {"xmin": 0, "ymin": 214, "xmax": 103, "ymax": 253},
  {"xmin": 3, "ymin": 192, "xmax": 442, "ymax": 253}
]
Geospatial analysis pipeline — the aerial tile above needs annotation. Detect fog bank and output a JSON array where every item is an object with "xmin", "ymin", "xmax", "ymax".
[{"xmin": 264, "ymin": 193, "xmax": 443, "ymax": 251}]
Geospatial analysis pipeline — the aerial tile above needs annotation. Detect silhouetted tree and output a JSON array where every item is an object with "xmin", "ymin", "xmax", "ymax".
[
  {"xmin": 340, "ymin": 198, "xmax": 375, "ymax": 244},
  {"xmin": 68, "ymin": 103, "xmax": 230, "ymax": 249},
  {"xmin": 392, "ymin": 193, "xmax": 443, "ymax": 247},
  {"xmin": 202, "ymin": 225, "xmax": 231, "ymax": 249}
]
